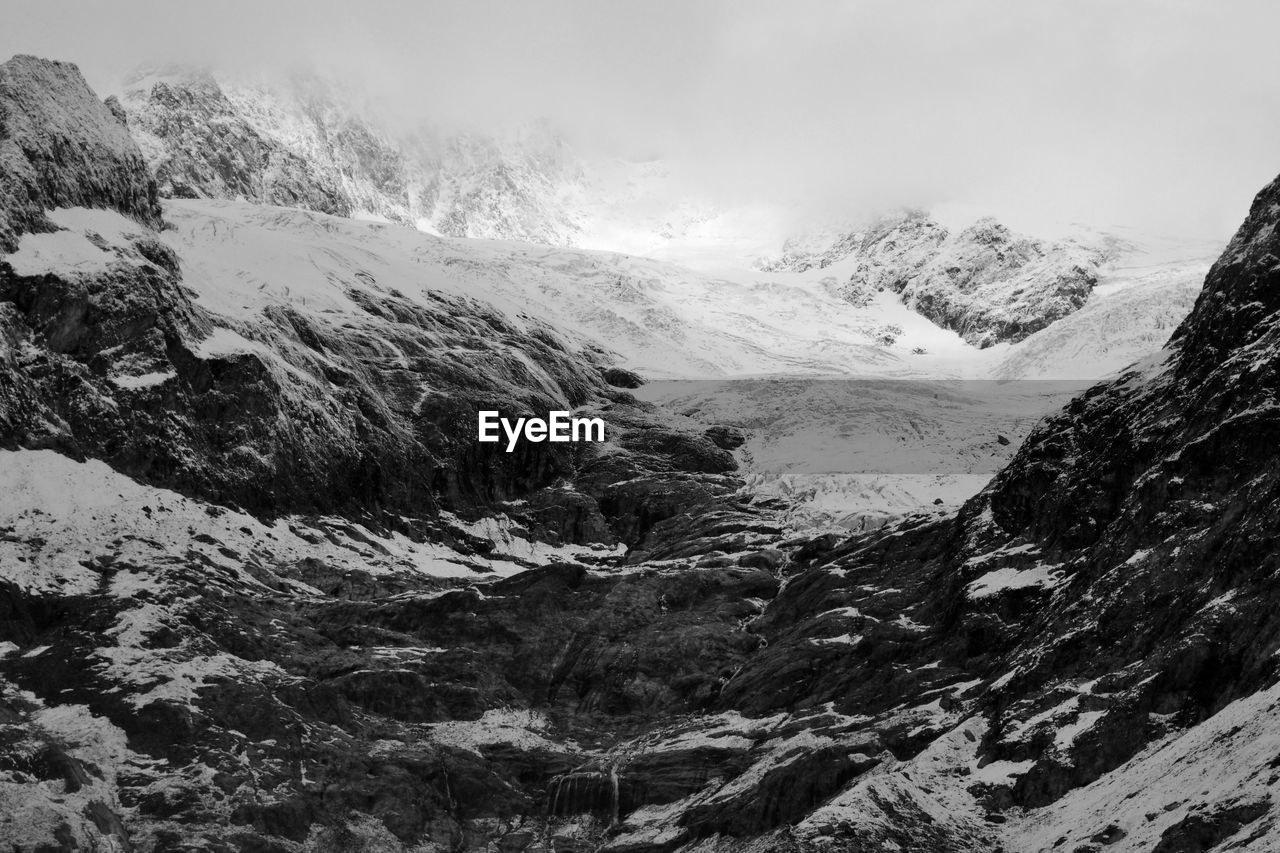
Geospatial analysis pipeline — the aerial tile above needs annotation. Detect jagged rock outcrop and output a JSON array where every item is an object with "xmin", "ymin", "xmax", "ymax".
[
  {"xmin": 690, "ymin": 169, "xmax": 1280, "ymax": 850},
  {"xmin": 0, "ymin": 57, "xmax": 761, "ymax": 551},
  {"xmin": 763, "ymin": 211, "xmax": 1117, "ymax": 347},
  {"xmin": 0, "ymin": 56, "xmax": 160, "ymax": 252},
  {"xmin": 125, "ymin": 67, "xmax": 352, "ymax": 215},
  {"xmin": 119, "ymin": 66, "xmax": 589, "ymax": 244},
  {"xmin": 6, "ymin": 51, "xmax": 1280, "ymax": 853},
  {"xmin": 894, "ymin": 217, "xmax": 1108, "ymax": 347}
]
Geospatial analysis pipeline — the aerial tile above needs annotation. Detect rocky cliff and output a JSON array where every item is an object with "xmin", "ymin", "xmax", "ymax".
[
  {"xmin": 119, "ymin": 66, "xmax": 591, "ymax": 245},
  {"xmin": 0, "ymin": 54, "xmax": 788, "ymax": 851},
  {"xmin": 704, "ymin": 170, "xmax": 1280, "ymax": 850},
  {"xmin": 0, "ymin": 56, "xmax": 161, "ymax": 252},
  {"xmin": 2, "ymin": 53, "xmax": 1280, "ymax": 853},
  {"xmin": 123, "ymin": 67, "xmax": 353, "ymax": 217},
  {"xmin": 116, "ymin": 65, "xmax": 1159, "ymax": 354},
  {"xmin": 2, "ymin": 55, "xmax": 759, "ymax": 545}
]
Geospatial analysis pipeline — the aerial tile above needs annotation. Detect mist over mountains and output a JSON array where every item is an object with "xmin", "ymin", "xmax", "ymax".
[
  {"xmin": 2, "ymin": 5, "xmax": 1279, "ymax": 850},
  {"xmin": 113, "ymin": 64, "xmax": 743, "ymax": 258},
  {"xmin": 106, "ymin": 62, "xmax": 1221, "ymax": 363}
]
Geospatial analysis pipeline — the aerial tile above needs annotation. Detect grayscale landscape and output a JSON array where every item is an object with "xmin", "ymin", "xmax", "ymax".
[{"xmin": 2, "ymin": 3, "xmax": 1280, "ymax": 851}]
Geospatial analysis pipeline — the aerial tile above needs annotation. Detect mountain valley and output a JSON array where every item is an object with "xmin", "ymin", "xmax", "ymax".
[{"xmin": 1, "ymin": 50, "xmax": 1273, "ymax": 853}]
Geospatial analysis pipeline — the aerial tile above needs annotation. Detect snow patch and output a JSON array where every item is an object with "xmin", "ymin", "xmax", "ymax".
[{"xmin": 967, "ymin": 565, "xmax": 1064, "ymax": 599}]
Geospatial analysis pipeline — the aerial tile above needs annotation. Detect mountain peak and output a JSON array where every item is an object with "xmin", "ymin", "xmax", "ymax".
[
  {"xmin": 114, "ymin": 63, "xmax": 599, "ymax": 244},
  {"xmin": 1170, "ymin": 169, "xmax": 1280, "ymax": 377},
  {"xmin": 0, "ymin": 54, "xmax": 160, "ymax": 250}
]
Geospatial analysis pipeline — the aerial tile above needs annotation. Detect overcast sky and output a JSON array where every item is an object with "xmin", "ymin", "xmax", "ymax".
[{"xmin": 5, "ymin": 0, "xmax": 1280, "ymax": 237}]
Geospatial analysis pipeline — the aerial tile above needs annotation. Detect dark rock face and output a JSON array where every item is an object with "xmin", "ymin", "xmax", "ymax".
[
  {"xmin": 8, "ymin": 51, "xmax": 1280, "ymax": 853},
  {"xmin": 892, "ymin": 217, "xmax": 1104, "ymax": 348},
  {"xmin": 602, "ymin": 367, "xmax": 644, "ymax": 389},
  {"xmin": 126, "ymin": 68, "xmax": 352, "ymax": 216},
  {"xmin": 0, "ymin": 56, "xmax": 161, "ymax": 251},
  {"xmin": 0, "ymin": 65, "xmax": 786, "ymax": 853},
  {"xmin": 703, "ymin": 424, "xmax": 745, "ymax": 451},
  {"xmin": 0, "ymin": 57, "xmax": 751, "ymax": 545}
]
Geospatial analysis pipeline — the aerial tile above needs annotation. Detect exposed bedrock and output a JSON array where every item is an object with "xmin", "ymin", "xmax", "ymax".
[{"xmin": 8, "ymin": 51, "xmax": 1280, "ymax": 853}]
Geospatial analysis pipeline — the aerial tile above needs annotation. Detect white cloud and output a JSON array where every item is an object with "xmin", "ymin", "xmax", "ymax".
[{"xmin": 3, "ymin": 0, "xmax": 1278, "ymax": 237}]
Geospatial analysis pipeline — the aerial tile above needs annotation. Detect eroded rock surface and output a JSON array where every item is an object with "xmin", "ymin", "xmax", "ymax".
[
  {"xmin": 0, "ymin": 55, "xmax": 160, "ymax": 252},
  {"xmin": 5, "ymin": 53, "xmax": 1280, "ymax": 853}
]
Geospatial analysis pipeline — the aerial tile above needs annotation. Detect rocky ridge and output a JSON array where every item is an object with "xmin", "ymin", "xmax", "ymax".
[
  {"xmin": 762, "ymin": 210, "xmax": 1123, "ymax": 348},
  {"xmin": 0, "ymin": 53, "xmax": 791, "ymax": 850},
  {"xmin": 0, "ymin": 56, "xmax": 161, "ymax": 252},
  {"xmin": 117, "ymin": 64, "xmax": 1180, "ymax": 357},
  {"xmin": 119, "ymin": 66, "xmax": 594, "ymax": 245},
  {"xmin": 2, "ymin": 53, "xmax": 1280, "ymax": 853}
]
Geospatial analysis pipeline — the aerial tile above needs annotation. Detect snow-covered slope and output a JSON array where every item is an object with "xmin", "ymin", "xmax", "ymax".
[
  {"xmin": 162, "ymin": 199, "xmax": 977, "ymax": 380},
  {"xmin": 114, "ymin": 64, "xmax": 1227, "ymax": 386},
  {"xmin": 8, "ymin": 51, "xmax": 1280, "ymax": 853},
  {"xmin": 994, "ymin": 229, "xmax": 1221, "ymax": 378},
  {"xmin": 0, "ymin": 448, "xmax": 621, "ymax": 599},
  {"xmin": 761, "ymin": 210, "xmax": 1132, "ymax": 348},
  {"xmin": 116, "ymin": 65, "xmax": 766, "ymax": 259}
]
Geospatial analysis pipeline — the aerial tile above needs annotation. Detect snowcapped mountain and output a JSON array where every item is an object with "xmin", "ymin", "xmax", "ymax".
[
  {"xmin": 115, "ymin": 64, "xmax": 751, "ymax": 255},
  {"xmin": 56, "ymin": 192, "xmax": 1204, "ymax": 536},
  {"xmin": 5, "ymin": 51, "xmax": 1274, "ymax": 853},
  {"xmin": 992, "ymin": 228, "xmax": 1222, "ymax": 379},
  {"xmin": 760, "ymin": 210, "xmax": 1140, "ymax": 348},
  {"xmin": 118, "ymin": 64, "xmax": 585, "ymax": 243},
  {"xmin": 157, "ymin": 199, "xmax": 983, "ymax": 381},
  {"xmin": 114, "ymin": 62, "xmax": 1224, "ymax": 373},
  {"xmin": 19, "ymin": 52, "xmax": 1231, "ymax": 574}
]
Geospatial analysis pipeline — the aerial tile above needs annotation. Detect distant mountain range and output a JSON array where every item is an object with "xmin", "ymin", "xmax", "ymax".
[
  {"xmin": 115, "ymin": 65, "xmax": 736, "ymax": 253},
  {"xmin": 114, "ymin": 65, "xmax": 1226, "ymax": 353}
]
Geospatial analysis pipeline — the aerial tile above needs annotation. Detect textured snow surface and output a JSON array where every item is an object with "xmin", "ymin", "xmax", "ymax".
[
  {"xmin": 6, "ymin": 229, "xmax": 115, "ymax": 277},
  {"xmin": 0, "ymin": 686, "xmax": 140, "ymax": 852},
  {"xmin": 145, "ymin": 197, "xmax": 1224, "ymax": 528},
  {"xmin": 966, "ymin": 564, "xmax": 1064, "ymax": 599},
  {"xmin": 1004, "ymin": 681, "xmax": 1280, "ymax": 851},
  {"xmin": 0, "ymin": 449, "xmax": 594, "ymax": 596},
  {"xmin": 161, "ymin": 199, "xmax": 974, "ymax": 380},
  {"xmin": 637, "ymin": 378, "xmax": 1088, "ymax": 528},
  {"xmin": 4, "ymin": 207, "xmax": 151, "ymax": 277},
  {"xmin": 426, "ymin": 709, "xmax": 575, "ymax": 757},
  {"xmin": 995, "ymin": 233, "xmax": 1217, "ymax": 379}
]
